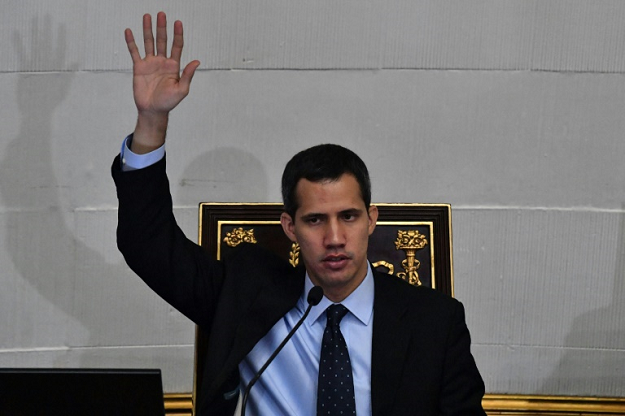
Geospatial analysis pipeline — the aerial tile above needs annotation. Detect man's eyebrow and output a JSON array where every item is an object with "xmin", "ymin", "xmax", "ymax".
[
  {"xmin": 299, "ymin": 208, "xmax": 364, "ymax": 221},
  {"xmin": 340, "ymin": 208, "xmax": 363, "ymax": 215},
  {"xmin": 300, "ymin": 212, "xmax": 327, "ymax": 221}
]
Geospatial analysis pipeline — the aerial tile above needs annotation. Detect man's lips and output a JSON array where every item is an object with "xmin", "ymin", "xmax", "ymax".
[{"xmin": 322, "ymin": 254, "xmax": 350, "ymax": 269}]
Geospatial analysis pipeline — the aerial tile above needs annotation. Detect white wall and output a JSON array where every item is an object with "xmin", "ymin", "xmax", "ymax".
[{"xmin": 1, "ymin": 0, "xmax": 623, "ymax": 395}]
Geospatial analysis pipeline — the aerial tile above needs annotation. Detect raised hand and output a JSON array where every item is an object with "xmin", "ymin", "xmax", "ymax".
[{"xmin": 125, "ymin": 12, "xmax": 200, "ymax": 152}]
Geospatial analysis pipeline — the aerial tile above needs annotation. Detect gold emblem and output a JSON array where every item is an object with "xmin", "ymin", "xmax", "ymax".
[
  {"xmin": 223, "ymin": 227, "xmax": 257, "ymax": 247},
  {"xmin": 394, "ymin": 229, "xmax": 428, "ymax": 286}
]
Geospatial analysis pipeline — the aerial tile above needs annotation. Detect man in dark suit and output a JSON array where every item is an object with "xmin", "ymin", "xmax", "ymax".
[{"xmin": 114, "ymin": 12, "xmax": 486, "ymax": 416}]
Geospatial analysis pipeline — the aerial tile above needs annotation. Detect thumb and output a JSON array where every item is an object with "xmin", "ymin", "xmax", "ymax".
[{"xmin": 179, "ymin": 60, "xmax": 201, "ymax": 93}]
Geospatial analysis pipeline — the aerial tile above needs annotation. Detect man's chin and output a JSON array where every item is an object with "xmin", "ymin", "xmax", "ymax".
[
  {"xmin": 311, "ymin": 274, "xmax": 345, "ymax": 288},
  {"xmin": 314, "ymin": 270, "xmax": 358, "ymax": 289}
]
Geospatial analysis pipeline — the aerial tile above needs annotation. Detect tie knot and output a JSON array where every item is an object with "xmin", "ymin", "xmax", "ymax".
[{"xmin": 326, "ymin": 304, "xmax": 348, "ymax": 329}]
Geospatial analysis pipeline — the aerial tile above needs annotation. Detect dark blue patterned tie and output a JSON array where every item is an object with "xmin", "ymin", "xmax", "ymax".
[{"xmin": 317, "ymin": 304, "xmax": 356, "ymax": 415}]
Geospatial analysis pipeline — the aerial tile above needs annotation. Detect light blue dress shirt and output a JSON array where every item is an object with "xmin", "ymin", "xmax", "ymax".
[
  {"xmin": 119, "ymin": 135, "xmax": 374, "ymax": 415},
  {"xmin": 239, "ymin": 269, "xmax": 374, "ymax": 416}
]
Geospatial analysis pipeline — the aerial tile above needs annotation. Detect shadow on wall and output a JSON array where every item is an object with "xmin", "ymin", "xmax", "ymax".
[
  {"xmin": 0, "ymin": 17, "xmax": 148, "ymax": 365},
  {"xmin": 1, "ymin": 17, "xmax": 270, "ymax": 382},
  {"xmin": 539, "ymin": 206, "xmax": 625, "ymax": 396}
]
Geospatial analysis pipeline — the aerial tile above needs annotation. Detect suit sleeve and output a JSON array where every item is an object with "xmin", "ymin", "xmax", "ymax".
[
  {"xmin": 112, "ymin": 154, "xmax": 223, "ymax": 329},
  {"xmin": 439, "ymin": 301, "xmax": 486, "ymax": 416}
]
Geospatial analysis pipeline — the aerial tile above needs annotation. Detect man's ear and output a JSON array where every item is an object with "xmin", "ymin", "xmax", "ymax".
[
  {"xmin": 367, "ymin": 205, "xmax": 378, "ymax": 236},
  {"xmin": 280, "ymin": 212, "xmax": 297, "ymax": 242}
]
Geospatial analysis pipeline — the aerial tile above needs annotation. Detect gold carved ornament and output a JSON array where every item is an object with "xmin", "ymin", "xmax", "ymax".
[
  {"xmin": 289, "ymin": 243, "xmax": 300, "ymax": 267},
  {"xmin": 223, "ymin": 227, "xmax": 257, "ymax": 247},
  {"xmin": 394, "ymin": 229, "xmax": 428, "ymax": 286}
]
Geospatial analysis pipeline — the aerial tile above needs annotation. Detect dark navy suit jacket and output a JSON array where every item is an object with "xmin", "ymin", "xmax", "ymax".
[{"xmin": 112, "ymin": 155, "xmax": 486, "ymax": 416}]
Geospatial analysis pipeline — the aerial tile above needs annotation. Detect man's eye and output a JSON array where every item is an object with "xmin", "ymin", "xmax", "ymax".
[
  {"xmin": 343, "ymin": 213, "xmax": 356, "ymax": 221},
  {"xmin": 307, "ymin": 217, "xmax": 320, "ymax": 224}
]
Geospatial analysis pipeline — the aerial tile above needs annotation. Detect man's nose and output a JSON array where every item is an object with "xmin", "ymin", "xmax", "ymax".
[{"xmin": 324, "ymin": 219, "xmax": 346, "ymax": 247}]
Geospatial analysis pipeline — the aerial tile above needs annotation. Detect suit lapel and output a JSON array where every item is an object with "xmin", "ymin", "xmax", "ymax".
[{"xmin": 371, "ymin": 272, "xmax": 412, "ymax": 415}]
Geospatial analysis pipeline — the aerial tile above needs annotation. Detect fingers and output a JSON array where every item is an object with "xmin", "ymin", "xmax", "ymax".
[
  {"xmin": 156, "ymin": 11, "xmax": 168, "ymax": 56},
  {"xmin": 142, "ymin": 13, "xmax": 155, "ymax": 56},
  {"xmin": 132, "ymin": 12, "xmax": 190, "ymax": 64},
  {"xmin": 170, "ymin": 20, "xmax": 184, "ymax": 62},
  {"xmin": 124, "ymin": 28, "xmax": 141, "ymax": 64},
  {"xmin": 179, "ymin": 60, "xmax": 201, "ymax": 92}
]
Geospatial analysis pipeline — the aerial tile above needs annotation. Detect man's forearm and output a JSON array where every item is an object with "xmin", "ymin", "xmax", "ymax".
[{"xmin": 131, "ymin": 111, "xmax": 169, "ymax": 154}]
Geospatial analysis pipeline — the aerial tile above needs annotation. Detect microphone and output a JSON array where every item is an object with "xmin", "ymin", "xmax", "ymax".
[{"xmin": 240, "ymin": 286, "xmax": 324, "ymax": 416}]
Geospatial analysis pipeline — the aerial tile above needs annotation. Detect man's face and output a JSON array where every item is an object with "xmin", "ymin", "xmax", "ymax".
[{"xmin": 281, "ymin": 173, "xmax": 378, "ymax": 302}]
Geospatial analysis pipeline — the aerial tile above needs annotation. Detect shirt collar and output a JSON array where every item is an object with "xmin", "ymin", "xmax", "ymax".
[{"xmin": 301, "ymin": 262, "xmax": 375, "ymax": 327}]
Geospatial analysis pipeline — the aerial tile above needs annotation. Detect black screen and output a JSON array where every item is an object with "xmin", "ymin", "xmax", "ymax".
[{"xmin": 0, "ymin": 368, "xmax": 165, "ymax": 416}]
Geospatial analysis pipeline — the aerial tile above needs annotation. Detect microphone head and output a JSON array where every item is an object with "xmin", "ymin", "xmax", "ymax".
[{"xmin": 307, "ymin": 286, "xmax": 324, "ymax": 306}]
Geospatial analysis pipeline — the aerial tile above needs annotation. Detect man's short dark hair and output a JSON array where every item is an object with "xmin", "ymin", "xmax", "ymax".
[{"xmin": 281, "ymin": 144, "xmax": 371, "ymax": 219}]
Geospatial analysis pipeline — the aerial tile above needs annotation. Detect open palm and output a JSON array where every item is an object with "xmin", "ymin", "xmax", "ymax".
[{"xmin": 125, "ymin": 12, "xmax": 199, "ymax": 116}]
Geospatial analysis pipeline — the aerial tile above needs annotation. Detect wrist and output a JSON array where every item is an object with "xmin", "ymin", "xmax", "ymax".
[{"xmin": 132, "ymin": 111, "xmax": 169, "ymax": 154}]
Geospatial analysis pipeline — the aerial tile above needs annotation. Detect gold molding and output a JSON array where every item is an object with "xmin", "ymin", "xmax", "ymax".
[
  {"xmin": 164, "ymin": 393, "xmax": 193, "ymax": 416},
  {"xmin": 482, "ymin": 394, "xmax": 625, "ymax": 415},
  {"xmin": 163, "ymin": 393, "xmax": 625, "ymax": 416}
]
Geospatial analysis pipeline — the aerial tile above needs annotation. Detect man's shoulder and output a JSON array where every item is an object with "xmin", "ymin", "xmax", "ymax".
[{"xmin": 372, "ymin": 269, "xmax": 460, "ymax": 310}]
